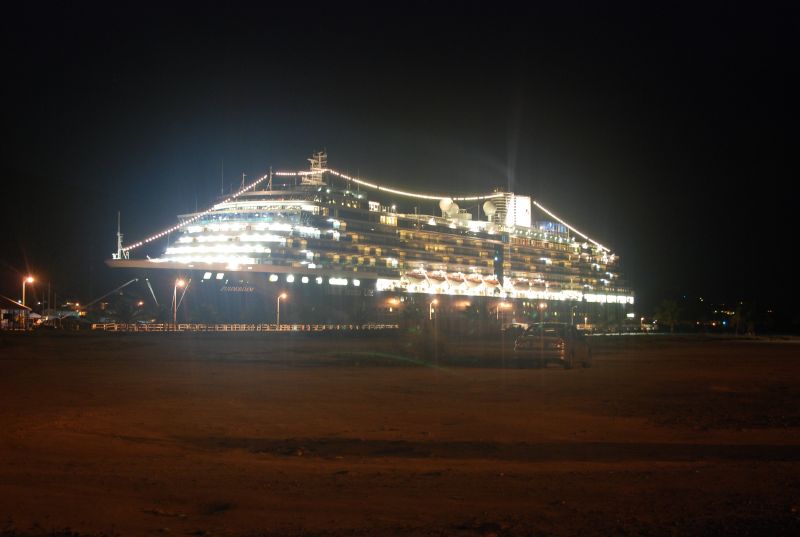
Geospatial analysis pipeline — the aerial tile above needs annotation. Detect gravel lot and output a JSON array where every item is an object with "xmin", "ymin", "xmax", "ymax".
[{"xmin": 1, "ymin": 332, "xmax": 799, "ymax": 536}]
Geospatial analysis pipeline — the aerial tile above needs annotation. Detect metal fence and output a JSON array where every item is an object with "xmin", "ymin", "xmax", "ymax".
[{"xmin": 91, "ymin": 323, "xmax": 400, "ymax": 332}]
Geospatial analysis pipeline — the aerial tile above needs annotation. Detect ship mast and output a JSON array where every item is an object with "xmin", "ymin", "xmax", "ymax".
[
  {"xmin": 115, "ymin": 211, "xmax": 129, "ymax": 260},
  {"xmin": 303, "ymin": 150, "xmax": 327, "ymax": 186}
]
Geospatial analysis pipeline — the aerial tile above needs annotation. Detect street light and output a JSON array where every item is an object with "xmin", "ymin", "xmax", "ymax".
[
  {"xmin": 496, "ymin": 301, "xmax": 511, "ymax": 321},
  {"xmin": 538, "ymin": 301, "xmax": 548, "ymax": 321},
  {"xmin": 277, "ymin": 293, "xmax": 287, "ymax": 329},
  {"xmin": 22, "ymin": 276, "xmax": 34, "ymax": 308},
  {"xmin": 22, "ymin": 276, "xmax": 34, "ymax": 329},
  {"xmin": 173, "ymin": 278, "xmax": 185, "ymax": 329},
  {"xmin": 429, "ymin": 298, "xmax": 438, "ymax": 321}
]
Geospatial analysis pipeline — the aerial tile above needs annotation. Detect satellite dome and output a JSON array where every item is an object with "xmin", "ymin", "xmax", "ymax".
[
  {"xmin": 439, "ymin": 198, "xmax": 453, "ymax": 213},
  {"xmin": 483, "ymin": 200, "xmax": 496, "ymax": 216},
  {"xmin": 447, "ymin": 202, "xmax": 460, "ymax": 216}
]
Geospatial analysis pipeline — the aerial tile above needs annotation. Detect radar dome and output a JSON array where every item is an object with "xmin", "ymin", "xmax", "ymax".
[
  {"xmin": 439, "ymin": 198, "xmax": 453, "ymax": 214},
  {"xmin": 447, "ymin": 202, "xmax": 460, "ymax": 216},
  {"xmin": 483, "ymin": 200, "xmax": 496, "ymax": 217}
]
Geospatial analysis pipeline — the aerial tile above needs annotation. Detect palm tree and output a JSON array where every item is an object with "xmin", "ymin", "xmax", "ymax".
[
  {"xmin": 655, "ymin": 299, "xmax": 680, "ymax": 333},
  {"xmin": 733, "ymin": 301, "xmax": 754, "ymax": 336}
]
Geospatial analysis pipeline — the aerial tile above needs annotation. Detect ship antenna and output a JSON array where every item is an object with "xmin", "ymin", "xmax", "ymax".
[
  {"xmin": 220, "ymin": 159, "xmax": 224, "ymax": 195},
  {"xmin": 268, "ymin": 166, "xmax": 273, "ymax": 190},
  {"xmin": 304, "ymin": 150, "xmax": 327, "ymax": 186},
  {"xmin": 115, "ymin": 211, "xmax": 128, "ymax": 260}
]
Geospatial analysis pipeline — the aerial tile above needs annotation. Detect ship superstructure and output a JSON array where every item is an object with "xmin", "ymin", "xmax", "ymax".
[{"xmin": 108, "ymin": 153, "xmax": 633, "ymax": 323}]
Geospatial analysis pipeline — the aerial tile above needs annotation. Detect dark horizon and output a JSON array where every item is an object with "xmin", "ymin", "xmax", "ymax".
[{"xmin": 1, "ymin": 3, "xmax": 796, "ymax": 320}]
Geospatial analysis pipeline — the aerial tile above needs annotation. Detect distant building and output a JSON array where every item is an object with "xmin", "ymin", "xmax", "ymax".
[{"xmin": 1, "ymin": 295, "xmax": 30, "ymax": 330}]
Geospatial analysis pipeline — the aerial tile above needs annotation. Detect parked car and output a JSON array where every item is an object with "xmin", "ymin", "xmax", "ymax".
[
  {"xmin": 501, "ymin": 322, "xmax": 529, "ymax": 338},
  {"xmin": 513, "ymin": 322, "xmax": 592, "ymax": 369}
]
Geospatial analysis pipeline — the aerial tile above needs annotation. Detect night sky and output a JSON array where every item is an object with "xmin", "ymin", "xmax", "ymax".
[{"xmin": 1, "ymin": 2, "xmax": 796, "ymax": 318}]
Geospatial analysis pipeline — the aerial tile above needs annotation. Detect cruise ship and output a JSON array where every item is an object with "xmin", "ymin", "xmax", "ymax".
[{"xmin": 107, "ymin": 153, "xmax": 634, "ymax": 326}]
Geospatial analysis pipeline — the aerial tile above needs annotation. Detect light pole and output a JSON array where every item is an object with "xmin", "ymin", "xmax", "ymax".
[
  {"xmin": 22, "ymin": 276, "xmax": 34, "ymax": 308},
  {"xmin": 173, "ymin": 278, "xmax": 185, "ymax": 329},
  {"xmin": 429, "ymin": 298, "xmax": 438, "ymax": 321},
  {"xmin": 538, "ymin": 301, "xmax": 548, "ymax": 321},
  {"xmin": 496, "ymin": 301, "xmax": 511, "ymax": 321},
  {"xmin": 22, "ymin": 276, "xmax": 34, "ymax": 329},
  {"xmin": 277, "ymin": 293, "xmax": 287, "ymax": 329}
]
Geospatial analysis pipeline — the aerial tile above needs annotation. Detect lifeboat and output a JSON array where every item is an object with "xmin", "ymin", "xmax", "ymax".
[
  {"xmin": 512, "ymin": 278, "xmax": 530, "ymax": 290},
  {"xmin": 482, "ymin": 275, "xmax": 500, "ymax": 287},
  {"xmin": 428, "ymin": 270, "xmax": 447, "ymax": 283},
  {"xmin": 546, "ymin": 282, "xmax": 562, "ymax": 292},
  {"xmin": 466, "ymin": 273, "xmax": 484, "ymax": 287},
  {"xmin": 447, "ymin": 272, "xmax": 466, "ymax": 284},
  {"xmin": 531, "ymin": 279, "xmax": 547, "ymax": 293},
  {"xmin": 407, "ymin": 268, "xmax": 427, "ymax": 282}
]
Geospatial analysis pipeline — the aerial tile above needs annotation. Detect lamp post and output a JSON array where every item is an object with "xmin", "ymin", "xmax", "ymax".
[
  {"xmin": 22, "ymin": 276, "xmax": 34, "ymax": 329},
  {"xmin": 496, "ymin": 301, "xmax": 511, "ymax": 321},
  {"xmin": 173, "ymin": 278, "xmax": 185, "ymax": 330},
  {"xmin": 538, "ymin": 301, "xmax": 548, "ymax": 321},
  {"xmin": 22, "ymin": 276, "xmax": 34, "ymax": 308},
  {"xmin": 429, "ymin": 298, "xmax": 438, "ymax": 321},
  {"xmin": 277, "ymin": 293, "xmax": 287, "ymax": 329},
  {"xmin": 387, "ymin": 297, "xmax": 400, "ymax": 319}
]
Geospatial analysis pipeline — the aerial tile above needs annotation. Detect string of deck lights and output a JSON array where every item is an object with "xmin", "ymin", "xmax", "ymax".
[
  {"xmin": 123, "ymin": 166, "xmax": 608, "ymax": 254},
  {"xmin": 532, "ymin": 201, "xmax": 609, "ymax": 252},
  {"xmin": 275, "ymin": 169, "xmax": 505, "ymax": 201},
  {"xmin": 279, "ymin": 168, "xmax": 608, "ymax": 249},
  {"xmin": 121, "ymin": 172, "xmax": 271, "ymax": 252}
]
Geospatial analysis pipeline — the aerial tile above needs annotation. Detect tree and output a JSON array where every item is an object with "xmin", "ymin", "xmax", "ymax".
[
  {"xmin": 655, "ymin": 299, "xmax": 680, "ymax": 333},
  {"xmin": 733, "ymin": 301, "xmax": 755, "ymax": 336},
  {"xmin": 400, "ymin": 302, "xmax": 423, "ymax": 332}
]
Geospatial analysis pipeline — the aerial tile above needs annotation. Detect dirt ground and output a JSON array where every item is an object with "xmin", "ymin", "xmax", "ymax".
[{"xmin": 1, "ymin": 332, "xmax": 799, "ymax": 536}]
